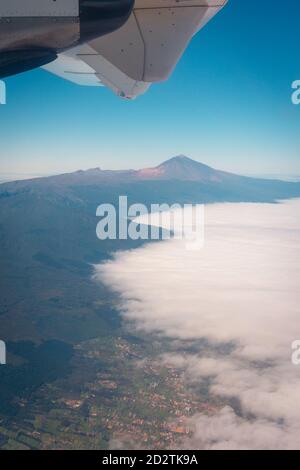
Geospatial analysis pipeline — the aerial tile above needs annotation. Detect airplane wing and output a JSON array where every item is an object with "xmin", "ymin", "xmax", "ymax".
[
  {"xmin": 42, "ymin": 43, "xmax": 151, "ymax": 99},
  {"xmin": 43, "ymin": 0, "xmax": 228, "ymax": 99}
]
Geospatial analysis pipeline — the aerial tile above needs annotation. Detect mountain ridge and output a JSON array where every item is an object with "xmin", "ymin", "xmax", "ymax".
[{"xmin": 0, "ymin": 155, "xmax": 286, "ymax": 190}]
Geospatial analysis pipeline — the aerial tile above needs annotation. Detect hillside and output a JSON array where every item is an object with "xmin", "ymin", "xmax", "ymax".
[{"xmin": 0, "ymin": 155, "xmax": 300, "ymax": 429}]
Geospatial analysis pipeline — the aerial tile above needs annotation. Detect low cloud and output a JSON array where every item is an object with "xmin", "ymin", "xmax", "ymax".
[
  {"xmin": 183, "ymin": 407, "xmax": 300, "ymax": 450},
  {"xmin": 94, "ymin": 199, "xmax": 300, "ymax": 449}
]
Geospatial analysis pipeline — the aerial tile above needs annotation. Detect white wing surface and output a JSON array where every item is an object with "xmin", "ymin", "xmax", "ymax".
[{"xmin": 43, "ymin": 0, "xmax": 227, "ymax": 98}]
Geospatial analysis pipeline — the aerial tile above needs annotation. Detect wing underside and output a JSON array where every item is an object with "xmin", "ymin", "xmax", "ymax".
[{"xmin": 43, "ymin": 0, "xmax": 227, "ymax": 99}]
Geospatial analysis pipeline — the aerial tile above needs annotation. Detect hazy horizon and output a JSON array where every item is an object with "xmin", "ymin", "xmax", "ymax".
[{"xmin": 1, "ymin": 154, "xmax": 300, "ymax": 184}]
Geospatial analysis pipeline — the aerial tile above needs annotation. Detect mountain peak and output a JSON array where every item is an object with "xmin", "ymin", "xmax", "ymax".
[
  {"xmin": 138, "ymin": 155, "xmax": 224, "ymax": 182},
  {"xmin": 158, "ymin": 155, "xmax": 213, "ymax": 170},
  {"xmin": 160, "ymin": 154, "xmax": 193, "ymax": 163}
]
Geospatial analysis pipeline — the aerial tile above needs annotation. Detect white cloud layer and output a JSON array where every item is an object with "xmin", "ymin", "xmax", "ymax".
[{"xmin": 94, "ymin": 199, "xmax": 300, "ymax": 449}]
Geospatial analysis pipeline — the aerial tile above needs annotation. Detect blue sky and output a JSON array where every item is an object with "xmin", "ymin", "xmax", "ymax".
[{"xmin": 0, "ymin": 0, "xmax": 299, "ymax": 177}]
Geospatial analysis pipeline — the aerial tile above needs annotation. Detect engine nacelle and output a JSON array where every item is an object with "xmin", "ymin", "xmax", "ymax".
[{"xmin": 0, "ymin": 0, "xmax": 134, "ymax": 77}]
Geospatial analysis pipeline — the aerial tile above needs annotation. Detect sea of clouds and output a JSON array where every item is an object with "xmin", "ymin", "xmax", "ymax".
[{"xmin": 94, "ymin": 199, "xmax": 300, "ymax": 449}]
